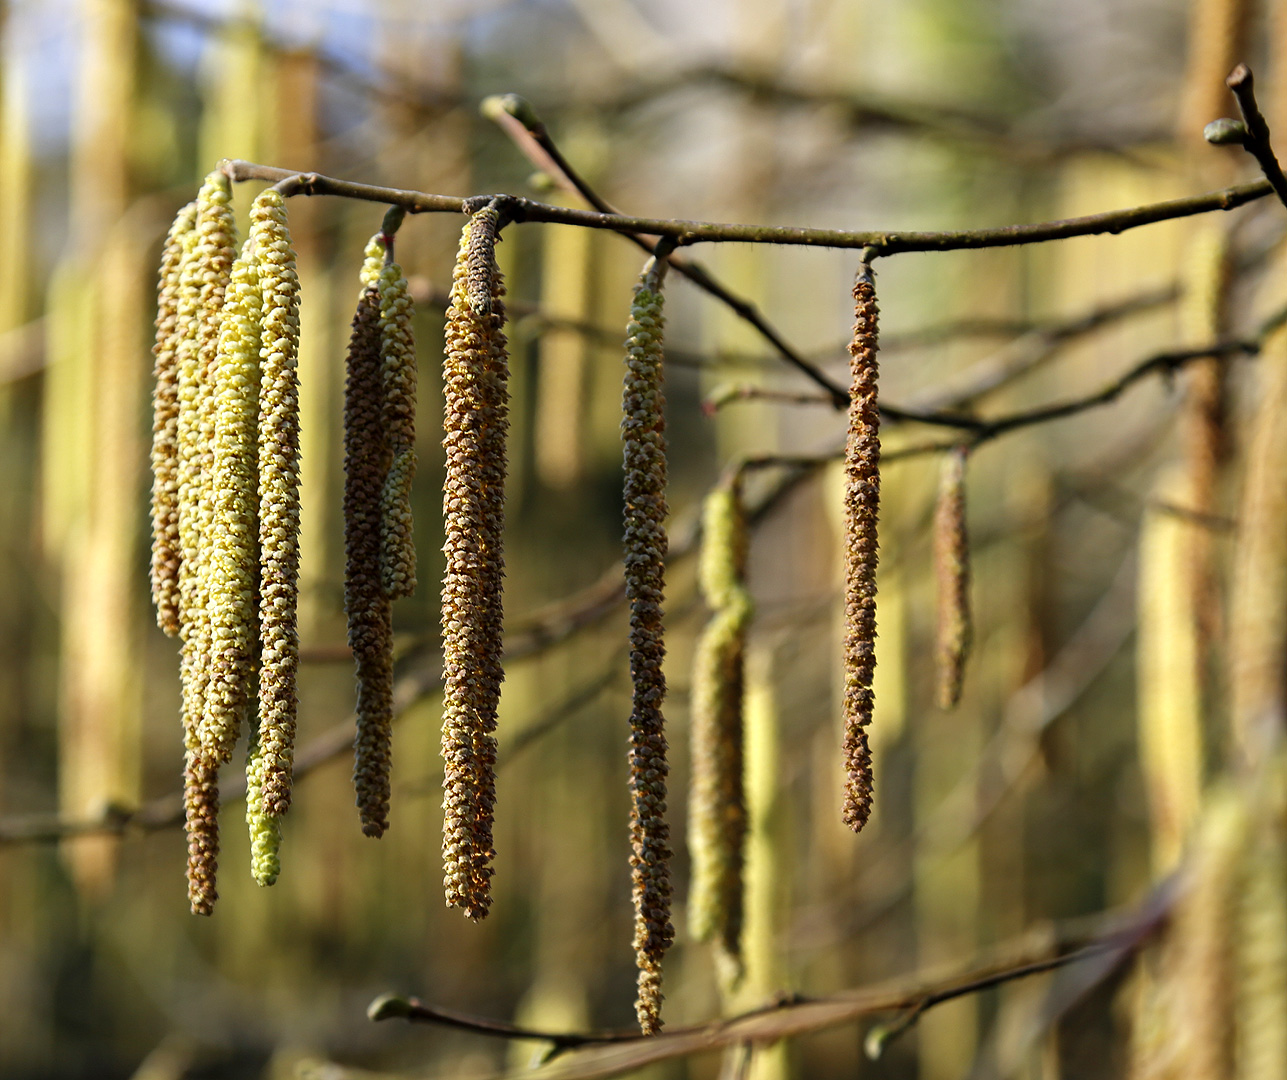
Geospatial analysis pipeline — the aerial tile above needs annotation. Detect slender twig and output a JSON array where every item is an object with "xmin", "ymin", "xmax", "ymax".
[
  {"xmin": 364, "ymin": 908, "xmax": 1158, "ymax": 1080},
  {"xmin": 482, "ymin": 95, "xmax": 851, "ymax": 406},
  {"xmin": 223, "ymin": 160, "xmax": 1273, "ymax": 256},
  {"xmin": 1222, "ymin": 65, "xmax": 1287, "ymax": 209}
]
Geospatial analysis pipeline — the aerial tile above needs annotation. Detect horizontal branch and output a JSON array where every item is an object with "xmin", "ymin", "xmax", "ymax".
[
  {"xmin": 367, "ymin": 902, "xmax": 1163, "ymax": 1080},
  {"xmin": 223, "ymin": 160, "xmax": 1273, "ymax": 256}
]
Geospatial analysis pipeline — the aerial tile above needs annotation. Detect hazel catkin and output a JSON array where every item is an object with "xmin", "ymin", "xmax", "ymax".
[
  {"xmin": 151, "ymin": 201, "xmax": 197, "ymax": 638},
  {"xmin": 440, "ymin": 205, "xmax": 509, "ymax": 921},
  {"xmin": 245, "ymin": 710, "xmax": 283, "ymax": 887},
  {"xmin": 841, "ymin": 262, "xmax": 880, "ymax": 834},
  {"xmin": 621, "ymin": 255, "xmax": 674, "ymax": 1035},
  {"xmin": 345, "ymin": 236, "xmax": 395, "ymax": 839},
  {"xmin": 251, "ymin": 189, "xmax": 303, "ymax": 818},
  {"xmin": 933, "ymin": 447, "xmax": 971, "ymax": 711},
  {"xmin": 376, "ymin": 255, "xmax": 417, "ymax": 602},
  {"xmin": 687, "ymin": 479, "xmax": 752, "ymax": 987}
]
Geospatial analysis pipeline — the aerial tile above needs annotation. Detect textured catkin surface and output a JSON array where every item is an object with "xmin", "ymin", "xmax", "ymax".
[
  {"xmin": 440, "ymin": 209, "xmax": 508, "ymax": 921},
  {"xmin": 934, "ymin": 448, "xmax": 971, "ymax": 711},
  {"xmin": 204, "ymin": 251, "xmax": 262, "ymax": 763},
  {"xmin": 252, "ymin": 190, "xmax": 302, "ymax": 818},
  {"xmin": 377, "ymin": 259, "xmax": 417, "ymax": 601},
  {"xmin": 344, "ymin": 243, "xmax": 395, "ymax": 839},
  {"xmin": 150, "ymin": 201, "xmax": 197, "ymax": 638},
  {"xmin": 184, "ymin": 748, "xmax": 220, "ymax": 916},
  {"xmin": 621, "ymin": 265, "xmax": 673, "ymax": 1034},
  {"xmin": 244, "ymin": 712, "xmax": 282, "ymax": 887},
  {"xmin": 688, "ymin": 483, "xmax": 751, "ymax": 978},
  {"xmin": 842, "ymin": 266, "xmax": 880, "ymax": 834}
]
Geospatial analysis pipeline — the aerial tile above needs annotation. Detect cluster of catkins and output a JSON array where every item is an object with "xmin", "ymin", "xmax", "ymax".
[{"xmin": 151, "ymin": 171, "xmax": 303, "ymax": 914}]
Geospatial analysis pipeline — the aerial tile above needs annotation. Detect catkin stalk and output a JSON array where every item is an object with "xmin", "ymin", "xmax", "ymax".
[
  {"xmin": 621, "ymin": 254, "xmax": 673, "ymax": 1034},
  {"xmin": 252, "ymin": 189, "xmax": 302, "ymax": 817},
  {"xmin": 441, "ymin": 204, "xmax": 508, "ymax": 920},
  {"xmin": 688, "ymin": 480, "xmax": 752, "ymax": 989},
  {"xmin": 842, "ymin": 262, "xmax": 880, "ymax": 833},
  {"xmin": 933, "ymin": 447, "xmax": 971, "ymax": 711}
]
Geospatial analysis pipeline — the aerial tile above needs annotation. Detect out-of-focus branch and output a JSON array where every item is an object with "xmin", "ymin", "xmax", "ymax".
[
  {"xmin": 365, "ymin": 904, "xmax": 1160, "ymax": 1080},
  {"xmin": 223, "ymin": 160, "xmax": 1274, "ymax": 256}
]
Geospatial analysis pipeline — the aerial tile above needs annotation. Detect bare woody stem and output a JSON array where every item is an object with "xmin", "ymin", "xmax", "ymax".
[
  {"xmin": 1224, "ymin": 64, "xmax": 1287, "ymax": 209},
  {"xmin": 222, "ymin": 160, "xmax": 1273, "ymax": 256}
]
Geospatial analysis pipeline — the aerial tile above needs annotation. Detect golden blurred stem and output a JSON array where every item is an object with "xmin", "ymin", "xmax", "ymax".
[
  {"xmin": 1136, "ymin": 471, "xmax": 1205, "ymax": 874},
  {"xmin": 198, "ymin": 0, "xmax": 265, "ymax": 173},
  {"xmin": 0, "ymin": 33, "xmax": 32, "ymax": 339}
]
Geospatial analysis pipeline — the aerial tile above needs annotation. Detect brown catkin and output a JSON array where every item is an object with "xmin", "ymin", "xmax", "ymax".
[
  {"xmin": 151, "ymin": 201, "xmax": 198, "ymax": 637},
  {"xmin": 377, "ymin": 255, "xmax": 417, "ymax": 601},
  {"xmin": 621, "ymin": 256, "xmax": 673, "ymax": 1034},
  {"xmin": 441, "ymin": 206, "xmax": 509, "ymax": 921},
  {"xmin": 184, "ymin": 748, "xmax": 220, "ymax": 916},
  {"xmin": 252, "ymin": 190, "xmax": 302, "ymax": 817},
  {"xmin": 345, "ymin": 237, "xmax": 395, "ymax": 839},
  {"xmin": 842, "ymin": 263, "xmax": 880, "ymax": 833},
  {"xmin": 688, "ymin": 480, "xmax": 752, "ymax": 987},
  {"xmin": 934, "ymin": 447, "xmax": 972, "ymax": 711}
]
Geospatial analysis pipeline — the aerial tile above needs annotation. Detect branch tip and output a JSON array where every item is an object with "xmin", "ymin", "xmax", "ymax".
[{"xmin": 367, "ymin": 993, "xmax": 414, "ymax": 1022}]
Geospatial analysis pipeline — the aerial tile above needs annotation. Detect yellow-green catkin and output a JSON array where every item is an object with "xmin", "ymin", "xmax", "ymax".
[
  {"xmin": 251, "ymin": 189, "xmax": 302, "ymax": 817},
  {"xmin": 176, "ymin": 171, "xmax": 237, "ymax": 916},
  {"xmin": 688, "ymin": 479, "xmax": 753, "ymax": 991},
  {"xmin": 346, "ymin": 236, "xmax": 395, "ymax": 838},
  {"xmin": 203, "ymin": 247, "xmax": 262, "ymax": 763},
  {"xmin": 441, "ymin": 204, "xmax": 509, "ymax": 920},
  {"xmin": 933, "ymin": 447, "xmax": 971, "ymax": 711},
  {"xmin": 621, "ymin": 255, "xmax": 673, "ymax": 1035},
  {"xmin": 377, "ymin": 254, "xmax": 417, "ymax": 601},
  {"xmin": 150, "ymin": 201, "xmax": 197, "ymax": 637},
  {"xmin": 245, "ymin": 708, "xmax": 282, "ymax": 887},
  {"xmin": 842, "ymin": 263, "xmax": 880, "ymax": 833}
]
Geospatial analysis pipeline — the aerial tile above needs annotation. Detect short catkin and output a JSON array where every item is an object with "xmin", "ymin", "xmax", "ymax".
[
  {"xmin": 151, "ymin": 201, "xmax": 198, "ymax": 637},
  {"xmin": 621, "ymin": 255, "xmax": 674, "ymax": 1035},
  {"xmin": 346, "ymin": 236, "xmax": 395, "ymax": 838},
  {"xmin": 842, "ymin": 262, "xmax": 880, "ymax": 834},
  {"xmin": 688, "ymin": 479, "xmax": 752, "ymax": 986},
  {"xmin": 441, "ymin": 204, "xmax": 508, "ymax": 921},
  {"xmin": 251, "ymin": 189, "xmax": 303, "ymax": 818},
  {"xmin": 934, "ymin": 447, "xmax": 971, "ymax": 711}
]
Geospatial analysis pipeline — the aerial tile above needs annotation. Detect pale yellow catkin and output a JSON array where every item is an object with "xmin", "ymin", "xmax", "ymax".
[
  {"xmin": 245, "ymin": 710, "xmax": 282, "ymax": 887},
  {"xmin": 151, "ymin": 201, "xmax": 198, "ymax": 637},
  {"xmin": 251, "ymin": 189, "xmax": 302, "ymax": 818},
  {"xmin": 688, "ymin": 481, "xmax": 752, "ymax": 988},
  {"xmin": 203, "ymin": 248, "xmax": 262, "ymax": 762},
  {"xmin": 621, "ymin": 256, "xmax": 673, "ymax": 1035}
]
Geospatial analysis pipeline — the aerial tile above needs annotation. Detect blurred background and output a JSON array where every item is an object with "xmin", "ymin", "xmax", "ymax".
[{"xmin": 1, "ymin": 0, "xmax": 1286, "ymax": 1076}]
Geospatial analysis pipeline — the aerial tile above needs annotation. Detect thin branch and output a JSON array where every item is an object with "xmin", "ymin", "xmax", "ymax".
[
  {"xmin": 365, "ymin": 906, "xmax": 1161, "ymax": 1080},
  {"xmin": 1222, "ymin": 65, "xmax": 1287, "ymax": 209},
  {"xmin": 222, "ymin": 160, "xmax": 1274, "ymax": 256},
  {"xmin": 482, "ymin": 95, "xmax": 850, "ymax": 406}
]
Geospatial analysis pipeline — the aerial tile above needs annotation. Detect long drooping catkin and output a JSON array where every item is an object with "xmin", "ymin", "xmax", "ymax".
[
  {"xmin": 346, "ymin": 237, "xmax": 394, "ymax": 839},
  {"xmin": 622, "ymin": 255, "xmax": 673, "ymax": 1035},
  {"xmin": 934, "ymin": 447, "xmax": 971, "ymax": 711},
  {"xmin": 245, "ymin": 707, "xmax": 283, "ymax": 887},
  {"xmin": 203, "ymin": 248, "xmax": 262, "ymax": 762},
  {"xmin": 441, "ymin": 205, "xmax": 508, "ymax": 920},
  {"xmin": 176, "ymin": 172, "xmax": 237, "ymax": 914},
  {"xmin": 688, "ymin": 480, "xmax": 752, "ymax": 987},
  {"xmin": 842, "ymin": 263, "xmax": 880, "ymax": 833},
  {"xmin": 151, "ymin": 201, "xmax": 198, "ymax": 637},
  {"xmin": 252, "ymin": 189, "xmax": 302, "ymax": 817},
  {"xmin": 377, "ymin": 256, "xmax": 417, "ymax": 601}
]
